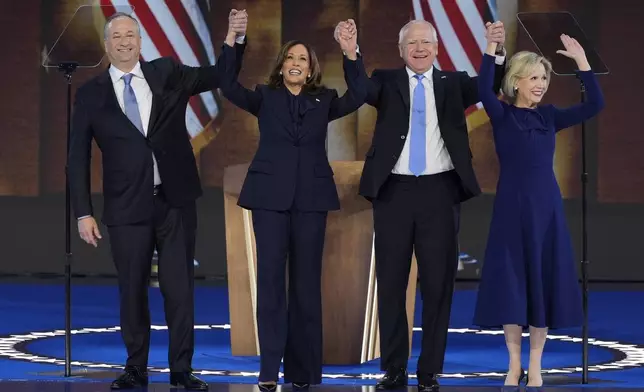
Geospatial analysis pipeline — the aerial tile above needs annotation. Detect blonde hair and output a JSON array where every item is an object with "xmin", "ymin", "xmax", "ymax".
[{"xmin": 502, "ymin": 51, "xmax": 553, "ymax": 104}]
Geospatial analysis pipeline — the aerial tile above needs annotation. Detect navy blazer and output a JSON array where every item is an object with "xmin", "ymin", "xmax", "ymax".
[
  {"xmin": 220, "ymin": 43, "xmax": 368, "ymax": 212},
  {"xmin": 358, "ymin": 63, "xmax": 505, "ymax": 203},
  {"xmin": 68, "ymin": 43, "xmax": 246, "ymax": 226}
]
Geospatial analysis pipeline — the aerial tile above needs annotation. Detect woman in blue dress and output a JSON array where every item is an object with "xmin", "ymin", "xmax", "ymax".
[{"xmin": 473, "ymin": 27, "xmax": 605, "ymax": 387}]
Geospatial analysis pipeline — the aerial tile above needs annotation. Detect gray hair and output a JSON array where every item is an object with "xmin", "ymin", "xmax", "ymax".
[
  {"xmin": 104, "ymin": 12, "xmax": 140, "ymax": 40},
  {"xmin": 398, "ymin": 19, "xmax": 438, "ymax": 45}
]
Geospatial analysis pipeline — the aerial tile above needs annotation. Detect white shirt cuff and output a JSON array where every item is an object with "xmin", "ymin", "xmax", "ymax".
[{"xmin": 235, "ymin": 35, "xmax": 246, "ymax": 44}]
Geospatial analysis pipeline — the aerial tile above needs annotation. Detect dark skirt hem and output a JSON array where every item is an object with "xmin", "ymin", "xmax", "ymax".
[{"xmin": 471, "ymin": 322, "xmax": 583, "ymax": 330}]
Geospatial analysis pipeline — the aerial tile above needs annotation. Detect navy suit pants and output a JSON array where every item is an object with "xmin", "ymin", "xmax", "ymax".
[{"xmin": 251, "ymin": 208, "xmax": 327, "ymax": 384}]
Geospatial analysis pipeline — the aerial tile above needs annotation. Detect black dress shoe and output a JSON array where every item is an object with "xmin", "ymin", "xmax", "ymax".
[
  {"xmin": 417, "ymin": 373, "xmax": 439, "ymax": 392},
  {"xmin": 170, "ymin": 371, "xmax": 208, "ymax": 390},
  {"xmin": 110, "ymin": 366, "xmax": 148, "ymax": 389},
  {"xmin": 258, "ymin": 382, "xmax": 277, "ymax": 392},
  {"xmin": 376, "ymin": 367, "xmax": 408, "ymax": 389},
  {"xmin": 292, "ymin": 382, "xmax": 310, "ymax": 389}
]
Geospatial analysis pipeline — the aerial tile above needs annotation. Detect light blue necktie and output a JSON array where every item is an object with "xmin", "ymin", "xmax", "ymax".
[
  {"xmin": 409, "ymin": 74, "xmax": 426, "ymax": 176},
  {"xmin": 122, "ymin": 73, "xmax": 144, "ymax": 135}
]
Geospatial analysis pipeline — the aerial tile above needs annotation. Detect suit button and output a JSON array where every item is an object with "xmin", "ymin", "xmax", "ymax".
[
  {"xmin": 401, "ymin": 135, "xmax": 406, "ymax": 139},
  {"xmin": 392, "ymin": 155, "xmax": 397, "ymax": 159}
]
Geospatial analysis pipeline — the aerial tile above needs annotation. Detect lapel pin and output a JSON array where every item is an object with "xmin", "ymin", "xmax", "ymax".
[{"xmin": 315, "ymin": 98, "xmax": 320, "ymax": 102}]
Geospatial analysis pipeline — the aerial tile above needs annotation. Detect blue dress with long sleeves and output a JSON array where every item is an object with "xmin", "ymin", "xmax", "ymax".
[{"xmin": 473, "ymin": 53, "xmax": 605, "ymax": 329}]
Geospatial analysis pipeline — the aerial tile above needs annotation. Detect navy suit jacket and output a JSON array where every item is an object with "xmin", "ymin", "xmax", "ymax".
[
  {"xmin": 68, "ymin": 43, "xmax": 246, "ymax": 226},
  {"xmin": 220, "ymin": 43, "xmax": 368, "ymax": 212},
  {"xmin": 358, "ymin": 62, "xmax": 506, "ymax": 203}
]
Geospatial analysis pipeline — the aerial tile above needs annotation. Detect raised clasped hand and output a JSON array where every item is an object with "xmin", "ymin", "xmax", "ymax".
[
  {"xmin": 228, "ymin": 9, "xmax": 248, "ymax": 37},
  {"xmin": 334, "ymin": 19, "xmax": 357, "ymax": 53},
  {"xmin": 485, "ymin": 21, "xmax": 505, "ymax": 44}
]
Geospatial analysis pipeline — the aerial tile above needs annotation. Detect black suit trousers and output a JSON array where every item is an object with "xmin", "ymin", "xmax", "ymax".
[
  {"xmin": 373, "ymin": 171, "xmax": 459, "ymax": 374},
  {"xmin": 251, "ymin": 208, "xmax": 327, "ymax": 384},
  {"xmin": 107, "ymin": 188, "xmax": 197, "ymax": 372}
]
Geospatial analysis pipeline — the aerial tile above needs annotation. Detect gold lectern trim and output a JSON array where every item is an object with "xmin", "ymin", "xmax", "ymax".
[
  {"xmin": 361, "ymin": 232, "xmax": 379, "ymax": 362},
  {"xmin": 242, "ymin": 209, "xmax": 260, "ymax": 353}
]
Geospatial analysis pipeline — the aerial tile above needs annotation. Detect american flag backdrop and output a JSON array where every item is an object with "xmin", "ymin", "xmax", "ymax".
[
  {"xmin": 412, "ymin": 0, "xmax": 497, "ymax": 123},
  {"xmin": 99, "ymin": 0, "xmax": 221, "ymax": 153}
]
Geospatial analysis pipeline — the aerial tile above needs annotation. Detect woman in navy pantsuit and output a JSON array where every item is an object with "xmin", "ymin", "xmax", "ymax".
[
  {"xmin": 220, "ymin": 19, "xmax": 366, "ymax": 390},
  {"xmin": 473, "ymin": 27, "xmax": 604, "ymax": 388}
]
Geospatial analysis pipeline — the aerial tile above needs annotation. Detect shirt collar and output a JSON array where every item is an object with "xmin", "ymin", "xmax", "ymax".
[
  {"xmin": 405, "ymin": 66, "xmax": 433, "ymax": 81},
  {"xmin": 109, "ymin": 62, "xmax": 144, "ymax": 84}
]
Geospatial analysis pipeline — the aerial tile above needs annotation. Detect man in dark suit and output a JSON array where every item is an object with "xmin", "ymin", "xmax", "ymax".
[
  {"xmin": 336, "ymin": 20, "xmax": 506, "ymax": 391},
  {"xmin": 67, "ymin": 10, "xmax": 248, "ymax": 390}
]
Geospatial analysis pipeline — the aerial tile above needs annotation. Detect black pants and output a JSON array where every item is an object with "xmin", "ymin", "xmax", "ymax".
[
  {"xmin": 252, "ymin": 208, "xmax": 327, "ymax": 384},
  {"xmin": 107, "ymin": 188, "xmax": 197, "ymax": 372},
  {"xmin": 373, "ymin": 171, "xmax": 459, "ymax": 375},
  {"xmin": 455, "ymin": 202, "xmax": 461, "ymax": 261}
]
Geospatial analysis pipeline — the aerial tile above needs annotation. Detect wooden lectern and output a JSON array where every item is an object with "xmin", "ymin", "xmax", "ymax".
[{"xmin": 223, "ymin": 161, "xmax": 418, "ymax": 365}]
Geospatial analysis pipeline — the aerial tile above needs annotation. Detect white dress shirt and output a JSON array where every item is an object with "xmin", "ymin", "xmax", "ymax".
[
  {"xmin": 392, "ymin": 55, "xmax": 506, "ymax": 176},
  {"xmin": 108, "ymin": 62, "xmax": 161, "ymax": 186},
  {"xmin": 392, "ymin": 66, "xmax": 454, "ymax": 175}
]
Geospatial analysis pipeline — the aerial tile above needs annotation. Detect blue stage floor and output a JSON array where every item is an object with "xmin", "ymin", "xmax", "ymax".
[{"xmin": 0, "ymin": 281, "xmax": 643, "ymax": 389}]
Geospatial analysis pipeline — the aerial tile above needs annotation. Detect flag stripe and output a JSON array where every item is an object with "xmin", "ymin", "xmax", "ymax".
[
  {"xmin": 165, "ymin": 1, "xmax": 210, "ymax": 67},
  {"xmin": 460, "ymin": 0, "xmax": 489, "ymax": 52},
  {"xmin": 419, "ymin": 0, "xmax": 455, "ymax": 71},
  {"xmin": 133, "ymin": 0, "xmax": 212, "ymax": 125},
  {"xmin": 442, "ymin": 0, "xmax": 483, "ymax": 72},
  {"xmin": 412, "ymin": 0, "xmax": 424, "ymax": 30},
  {"xmin": 169, "ymin": 1, "xmax": 220, "ymax": 119},
  {"xmin": 128, "ymin": 0, "xmax": 178, "ymax": 62},
  {"xmin": 99, "ymin": 1, "xmax": 118, "ymax": 23},
  {"xmin": 101, "ymin": 1, "xmax": 204, "ymax": 137},
  {"xmin": 146, "ymin": 1, "xmax": 218, "ymax": 120},
  {"xmin": 162, "ymin": 1, "xmax": 221, "ymax": 121},
  {"xmin": 479, "ymin": 0, "xmax": 495, "ymax": 23},
  {"xmin": 180, "ymin": 0, "xmax": 216, "ymax": 65},
  {"xmin": 127, "ymin": 0, "xmax": 212, "ymax": 128},
  {"xmin": 413, "ymin": 0, "xmax": 493, "ymax": 115},
  {"xmin": 196, "ymin": 0, "xmax": 213, "ymax": 35},
  {"xmin": 430, "ymin": 0, "xmax": 476, "ymax": 76}
]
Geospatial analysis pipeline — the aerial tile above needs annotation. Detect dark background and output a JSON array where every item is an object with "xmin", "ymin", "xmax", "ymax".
[{"xmin": 0, "ymin": 0, "xmax": 642, "ymax": 282}]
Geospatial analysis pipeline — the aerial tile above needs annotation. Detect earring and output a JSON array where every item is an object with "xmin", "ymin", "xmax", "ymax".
[{"xmin": 279, "ymin": 71, "xmax": 282, "ymax": 75}]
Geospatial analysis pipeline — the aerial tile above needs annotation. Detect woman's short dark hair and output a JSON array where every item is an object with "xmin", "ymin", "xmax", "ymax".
[{"xmin": 267, "ymin": 40, "xmax": 324, "ymax": 93}]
